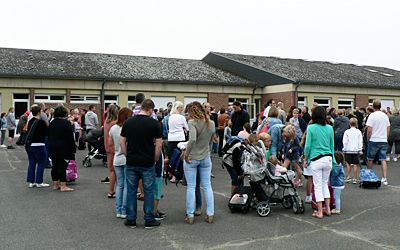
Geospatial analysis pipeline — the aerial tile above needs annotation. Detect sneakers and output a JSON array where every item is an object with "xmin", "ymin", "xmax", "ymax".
[
  {"xmin": 124, "ymin": 219, "xmax": 137, "ymax": 228},
  {"xmin": 101, "ymin": 177, "xmax": 110, "ymax": 184},
  {"xmin": 386, "ymin": 157, "xmax": 391, "ymax": 161},
  {"xmin": 36, "ymin": 183, "xmax": 50, "ymax": 188},
  {"xmin": 7, "ymin": 146, "xmax": 15, "ymax": 149},
  {"xmin": 155, "ymin": 212, "xmax": 165, "ymax": 221},
  {"xmin": 194, "ymin": 208, "xmax": 202, "ymax": 216},
  {"xmin": 352, "ymin": 179, "xmax": 357, "ymax": 184},
  {"xmin": 28, "ymin": 183, "xmax": 36, "ymax": 188},
  {"xmin": 117, "ymin": 214, "xmax": 127, "ymax": 219},
  {"xmin": 393, "ymin": 158, "xmax": 398, "ymax": 162},
  {"xmin": 0, "ymin": 144, "xmax": 6, "ymax": 148},
  {"xmin": 381, "ymin": 178, "xmax": 388, "ymax": 185},
  {"xmin": 344, "ymin": 177, "xmax": 352, "ymax": 183},
  {"xmin": 145, "ymin": 220, "xmax": 162, "ymax": 228},
  {"xmin": 305, "ymin": 196, "xmax": 312, "ymax": 204}
]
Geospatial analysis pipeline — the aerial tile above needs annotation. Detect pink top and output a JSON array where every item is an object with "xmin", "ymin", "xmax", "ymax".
[
  {"xmin": 275, "ymin": 164, "xmax": 287, "ymax": 176},
  {"xmin": 104, "ymin": 120, "xmax": 117, "ymax": 154},
  {"xmin": 237, "ymin": 130, "xmax": 250, "ymax": 139}
]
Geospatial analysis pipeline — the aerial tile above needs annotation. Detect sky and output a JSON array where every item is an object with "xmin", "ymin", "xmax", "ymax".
[{"xmin": 1, "ymin": 0, "xmax": 400, "ymax": 70}]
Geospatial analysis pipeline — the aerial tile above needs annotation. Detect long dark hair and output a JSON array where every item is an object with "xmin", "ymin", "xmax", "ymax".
[{"xmin": 312, "ymin": 106, "xmax": 327, "ymax": 125}]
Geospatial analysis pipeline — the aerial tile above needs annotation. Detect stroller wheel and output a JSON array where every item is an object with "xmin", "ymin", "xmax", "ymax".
[
  {"xmin": 256, "ymin": 202, "xmax": 271, "ymax": 217},
  {"xmin": 83, "ymin": 159, "xmax": 92, "ymax": 168},
  {"xmin": 292, "ymin": 196, "xmax": 300, "ymax": 214},
  {"xmin": 282, "ymin": 196, "xmax": 293, "ymax": 209}
]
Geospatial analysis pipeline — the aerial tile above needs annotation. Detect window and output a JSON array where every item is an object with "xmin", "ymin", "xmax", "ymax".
[
  {"xmin": 369, "ymin": 99, "xmax": 375, "ymax": 106},
  {"xmin": 184, "ymin": 97, "xmax": 208, "ymax": 107},
  {"xmin": 298, "ymin": 97, "xmax": 307, "ymax": 108},
  {"xmin": 13, "ymin": 93, "xmax": 30, "ymax": 119},
  {"xmin": 34, "ymin": 94, "xmax": 66, "ymax": 103},
  {"xmin": 314, "ymin": 97, "xmax": 331, "ymax": 109},
  {"xmin": 151, "ymin": 96, "xmax": 176, "ymax": 110},
  {"xmin": 338, "ymin": 98, "xmax": 354, "ymax": 110},
  {"xmin": 229, "ymin": 98, "xmax": 249, "ymax": 111},
  {"xmin": 128, "ymin": 96, "xmax": 136, "ymax": 109},
  {"xmin": 104, "ymin": 95, "xmax": 119, "ymax": 109},
  {"xmin": 229, "ymin": 98, "xmax": 256, "ymax": 122},
  {"xmin": 70, "ymin": 95, "xmax": 100, "ymax": 103}
]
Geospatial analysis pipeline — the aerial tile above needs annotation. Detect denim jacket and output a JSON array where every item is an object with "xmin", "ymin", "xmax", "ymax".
[
  {"xmin": 330, "ymin": 163, "xmax": 345, "ymax": 188},
  {"xmin": 267, "ymin": 124, "xmax": 285, "ymax": 156},
  {"xmin": 162, "ymin": 114, "xmax": 170, "ymax": 139},
  {"xmin": 1, "ymin": 117, "xmax": 7, "ymax": 129}
]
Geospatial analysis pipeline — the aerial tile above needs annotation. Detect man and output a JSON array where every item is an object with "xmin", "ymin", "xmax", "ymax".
[
  {"xmin": 301, "ymin": 106, "xmax": 311, "ymax": 125},
  {"xmin": 120, "ymin": 99, "xmax": 163, "ymax": 228},
  {"xmin": 226, "ymin": 106, "xmax": 234, "ymax": 117},
  {"xmin": 230, "ymin": 101, "xmax": 250, "ymax": 136},
  {"xmin": 354, "ymin": 107, "xmax": 364, "ymax": 132},
  {"xmin": 85, "ymin": 105, "xmax": 99, "ymax": 151},
  {"xmin": 263, "ymin": 99, "xmax": 276, "ymax": 117},
  {"xmin": 38, "ymin": 103, "xmax": 51, "ymax": 168},
  {"xmin": 133, "ymin": 93, "xmax": 157, "ymax": 119},
  {"xmin": 277, "ymin": 102, "xmax": 287, "ymax": 124},
  {"xmin": 366, "ymin": 101, "xmax": 390, "ymax": 185}
]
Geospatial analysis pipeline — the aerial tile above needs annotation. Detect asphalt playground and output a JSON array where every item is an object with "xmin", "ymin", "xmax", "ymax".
[{"xmin": 1, "ymin": 140, "xmax": 400, "ymax": 250}]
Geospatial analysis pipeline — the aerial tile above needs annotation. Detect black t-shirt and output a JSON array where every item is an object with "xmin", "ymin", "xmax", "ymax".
[
  {"xmin": 120, "ymin": 114, "xmax": 163, "ymax": 167},
  {"xmin": 27, "ymin": 118, "xmax": 48, "ymax": 143}
]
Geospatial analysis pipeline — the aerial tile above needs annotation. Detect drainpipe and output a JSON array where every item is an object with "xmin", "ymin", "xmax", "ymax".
[
  {"xmin": 101, "ymin": 79, "xmax": 106, "ymax": 125},
  {"xmin": 295, "ymin": 82, "xmax": 301, "ymax": 107},
  {"xmin": 252, "ymin": 85, "xmax": 258, "ymax": 103}
]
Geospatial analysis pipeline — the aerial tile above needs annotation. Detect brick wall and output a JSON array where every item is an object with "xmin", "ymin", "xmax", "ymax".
[
  {"xmin": 43, "ymin": 103, "xmax": 103, "ymax": 123},
  {"xmin": 208, "ymin": 93, "xmax": 229, "ymax": 112},
  {"xmin": 261, "ymin": 91, "xmax": 295, "ymax": 112},
  {"xmin": 355, "ymin": 94, "xmax": 369, "ymax": 108}
]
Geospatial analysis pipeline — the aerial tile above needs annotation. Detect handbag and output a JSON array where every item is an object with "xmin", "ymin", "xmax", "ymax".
[
  {"xmin": 66, "ymin": 160, "xmax": 78, "ymax": 180},
  {"xmin": 23, "ymin": 119, "xmax": 39, "ymax": 146},
  {"xmin": 181, "ymin": 121, "xmax": 207, "ymax": 162}
]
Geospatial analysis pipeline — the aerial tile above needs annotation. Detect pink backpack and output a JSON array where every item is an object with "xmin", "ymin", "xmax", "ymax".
[{"xmin": 66, "ymin": 160, "xmax": 78, "ymax": 180}]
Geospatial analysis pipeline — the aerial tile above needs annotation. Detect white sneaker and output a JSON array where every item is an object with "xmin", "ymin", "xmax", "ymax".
[
  {"xmin": 386, "ymin": 157, "xmax": 391, "ymax": 161},
  {"xmin": 0, "ymin": 144, "xmax": 6, "ymax": 148},
  {"xmin": 28, "ymin": 183, "xmax": 36, "ymax": 188},
  {"xmin": 381, "ymin": 178, "xmax": 388, "ymax": 185},
  {"xmin": 121, "ymin": 215, "xmax": 127, "ymax": 219},
  {"xmin": 36, "ymin": 183, "xmax": 50, "ymax": 188},
  {"xmin": 116, "ymin": 214, "xmax": 122, "ymax": 218},
  {"xmin": 305, "ymin": 196, "xmax": 312, "ymax": 203},
  {"xmin": 393, "ymin": 158, "xmax": 397, "ymax": 162}
]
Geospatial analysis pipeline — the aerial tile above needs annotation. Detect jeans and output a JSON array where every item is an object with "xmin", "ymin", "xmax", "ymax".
[
  {"xmin": 335, "ymin": 135, "xmax": 343, "ymax": 152},
  {"xmin": 367, "ymin": 141, "xmax": 388, "ymax": 161},
  {"xmin": 310, "ymin": 156, "xmax": 333, "ymax": 202},
  {"xmin": 115, "ymin": 165, "xmax": 127, "ymax": 216},
  {"xmin": 196, "ymin": 172, "xmax": 202, "ymax": 209},
  {"xmin": 25, "ymin": 146, "xmax": 46, "ymax": 184},
  {"xmin": 333, "ymin": 188, "xmax": 342, "ymax": 210},
  {"xmin": 184, "ymin": 158, "xmax": 214, "ymax": 217},
  {"xmin": 126, "ymin": 165, "xmax": 155, "ymax": 221},
  {"xmin": 1, "ymin": 129, "xmax": 6, "ymax": 144}
]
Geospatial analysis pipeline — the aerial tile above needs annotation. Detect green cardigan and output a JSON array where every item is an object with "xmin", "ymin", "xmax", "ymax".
[{"xmin": 304, "ymin": 124, "xmax": 337, "ymax": 168}]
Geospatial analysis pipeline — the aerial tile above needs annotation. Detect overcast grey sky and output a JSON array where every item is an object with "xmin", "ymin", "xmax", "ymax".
[{"xmin": 1, "ymin": 0, "xmax": 399, "ymax": 70}]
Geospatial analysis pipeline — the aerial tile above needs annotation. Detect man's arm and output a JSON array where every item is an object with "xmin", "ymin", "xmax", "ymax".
[
  {"xmin": 154, "ymin": 138, "xmax": 162, "ymax": 163},
  {"xmin": 120, "ymin": 136, "xmax": 128, "ymax": 156},
  {"xmin": 387, "ymin": 126, "xmax": 390, "ymax": 139},
  {"xmin": 366, "ymin": 126, "xmax": 372, "ymax": 142}
]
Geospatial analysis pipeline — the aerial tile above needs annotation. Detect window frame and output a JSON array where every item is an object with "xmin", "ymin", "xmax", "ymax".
[
  {"xmin": 34, "ymin": 94, "xmax": 66, "ymax": 103},
  {"xmin": 70, "ymin": 95, "xmax": 101, "ymax": 104}
]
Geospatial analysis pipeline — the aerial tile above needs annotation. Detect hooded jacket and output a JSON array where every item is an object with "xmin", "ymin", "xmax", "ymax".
[
  {"xmin": 85, "ymin": 111, "xmax": 99, "ymax": 130},
  {"xmin": 333, "ymin": 116, "xmax": 350, "ymax": 136},
  {"xmin": 6, "ymin": 112, "xmax": 16, "ymax": 130}
]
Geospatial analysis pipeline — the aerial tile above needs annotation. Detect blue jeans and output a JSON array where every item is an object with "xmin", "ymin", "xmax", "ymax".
[
  {"xmin": 368, "ymin": 141, "xmax": 388, "ymax": 161},
  {"xmin": 25, "ymin": 146, "xmax": 46, "ymax": 183},
  {"xmin": 115, "ymin": 165, "xmax": 127, "ymax": 216},
  {"xmin": 184, "ymin": 158, "xmax": 214, "ymax": 217},
  {"xmin": 126, "ymin": 165, "xmax": 155, "ymax": 221},
  {"xmin": 333, "ymin": 188, "xmax": 342, "ymax": 210},
  {"xmin": 196, "ymin": 172, "xmax": 202, "ymax": 209},
  {"xmin": 335, "ymin": 135, "xmax": 343, "ymax": 152}
]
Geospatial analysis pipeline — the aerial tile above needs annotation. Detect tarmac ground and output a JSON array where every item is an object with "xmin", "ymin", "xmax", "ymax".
[{"xmin": 1, "ymin": 140, "xmax": 400, "ymax": 250}]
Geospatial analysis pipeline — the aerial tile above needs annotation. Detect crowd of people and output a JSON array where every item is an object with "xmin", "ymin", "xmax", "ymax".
[{"xmin": 3, "ymin": 93, "xmax": 396, "ymax": 226}]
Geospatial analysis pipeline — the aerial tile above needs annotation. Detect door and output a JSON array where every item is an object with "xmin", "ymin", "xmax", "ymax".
[{"xmin": 13, "ymin": 93, "xmax": 30, "ymax": 119}]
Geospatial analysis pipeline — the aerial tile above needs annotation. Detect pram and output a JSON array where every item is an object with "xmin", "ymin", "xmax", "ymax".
[
  {"xmin": 82, "ymin": 128, "xmax": 107, "ymax": 168},
  {"xmin": 240, "ymin": 141, "xmax": 305, "ymax": 217}
]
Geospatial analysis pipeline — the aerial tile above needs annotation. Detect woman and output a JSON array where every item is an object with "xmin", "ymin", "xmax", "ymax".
[
  {"xmin": 387, "ymin": 106, "xmax": 400, "ymax": 161},
  {"xmin": 49, "ymin": 106, "xmax": 76, "ymax": 192},
  {"xmin": 333, "ymin": 109, "xmax": 349, "ymax": 151},
  {"xmin": 286, "ymin": 105, "xmax": 297, "ymax": 121},
  {"xmin": 17, "ymin": 111, "xmax": 30, "ymax": 135},
  {"xmin": 168, "ymin": 101, "xmax": 189, "ymax": 183},
  {"xmin": 109, "ymin": 107, "xmax": 133, "ymax": 218},
  {"xmin": 25, "ymin": 106, "xmax": 49, "ymax": 188},
  {"xmin": 304, "ymin": 106, "xmax": 336, "ymax": 218},
  {"xmin": 289, "ymin": 109, "xmax": 307, "ymax": 140},
  {"xmin": 104, "ymin": 105, "xmax": 121, "ymax": 198},
  {"xmin": 1, "ymin": 112, "xmax": 7, "ymax": 147},
  {"xmin": 6, "ymin": 107, "xmax": 16, "ymax": 149},
  {"xmin": 345, "ymin": 108, "xmax": 356, "ymax": 121},
  {"xmin": 217, "ymin": 107, "xmax": 229, "ymax": 153},
  {"xmin": 184, "ymin": 101, "xmax": 215, "ymax": 224},
  {"xmin": 259, "ymin": 106, "xmax": 282, "ymax": 134}
]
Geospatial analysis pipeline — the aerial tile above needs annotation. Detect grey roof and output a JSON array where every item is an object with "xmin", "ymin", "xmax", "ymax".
[
  {"xmin": 204, "ymin": 52, "xmax": 400, "ymax": 88},
  {"xmin": 0, "ymin": 48, "xmax": 257, "ymax": 86}
]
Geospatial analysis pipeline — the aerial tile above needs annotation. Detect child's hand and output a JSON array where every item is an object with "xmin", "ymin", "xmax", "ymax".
[{"xmin": 289, "ymin": 149, "xmax": 292, "ymax": 153}]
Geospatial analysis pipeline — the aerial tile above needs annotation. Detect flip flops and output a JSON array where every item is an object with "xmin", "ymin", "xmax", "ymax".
[{"xmin": 312, "ymin": 212, "xmax": 323, "ymax": 219}]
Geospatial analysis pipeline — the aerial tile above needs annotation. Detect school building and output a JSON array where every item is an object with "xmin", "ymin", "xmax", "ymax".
[{"xmin": 1, "ymin": 48, "xmax": 399, "ymax": 123}]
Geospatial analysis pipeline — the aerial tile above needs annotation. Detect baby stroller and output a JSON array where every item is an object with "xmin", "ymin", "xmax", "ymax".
[
  {"xmin": 241, "ymin": 142, "xmax": 305, "ymax": 217},
  {"xmin": 82, "ymin": 128, "xmax": 107, "ymax": 168}
]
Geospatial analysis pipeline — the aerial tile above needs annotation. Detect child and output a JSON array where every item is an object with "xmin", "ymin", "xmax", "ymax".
[
  {"xmin": 237, "ymin": 122, "xmax": 251, "ymax": 139},
  {"xmin": 74, "ymin": 116, "xmax": 81, "ymax": 147},
  {"xmin": 269, "ymin": 155, "xmax": 287, "ymax": 176},
  {"xmin": 331, "ymin": 151, "xmax": 345, "ymax": 214},
  {"xmin": 282, "ymin": 124, "xmax": 303, "ymax": 187},
  {"xmin": 259, "ymin": 132, "xmax": 272, "ymax": 160},
  {"xmin": 343, "ymin": 118, "xmax": 363, "ymax": 184}
]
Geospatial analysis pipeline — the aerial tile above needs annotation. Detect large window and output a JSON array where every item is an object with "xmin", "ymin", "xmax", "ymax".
[
  {"xmin": 314, "ymin": 97, "xmax": 331, "ymax": 109},
  {"xmin": 151, "ymin": 96, "xmax": 176, "ymax": 110},
  {"xmin": 229, "ymin": 98, "xmax": 256, "ymax": 122},
  {"xmin": 298, "ymin": 97, "xmax": 307, "ymax": 108},
  {"xmin": 13, "ymin": 93, "xmax": 30, "ymax": 119},
  {"xmin": 70, "ymin": 95, "xmax": 100, "ymax": 103},
  {"xmin": 34, "ymin": 94, "xmax": 66, "ymax": 103},
  {"xmin": 128, "ymin": 96, "xmax": 136, "ymax": 109},
  {"xmin": 338, "ymin": 98, "xmax": 354, "ymax": 110},
  {"xmin": 104, "ymin": 95, "xmax": 119, "ymax": 109}
]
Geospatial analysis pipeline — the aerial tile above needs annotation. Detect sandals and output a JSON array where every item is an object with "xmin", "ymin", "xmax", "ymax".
[
  {"xmin": 108, "ymin": 192, "xmax": 116, "ymax": 198},
  {"xmin": 185, "ymin": 217, "xmax": 194, "ymax": 224},
  {"xmin": 331, "ymin": 209, "xmax": 341, "ymax": 214},
  {"xmin": 205, "ymin": 215, "xmax": 214, "ymax": 223},
  {"xmin": 312, "ymin": 212, "xmax": 323, "ymax": 219}
]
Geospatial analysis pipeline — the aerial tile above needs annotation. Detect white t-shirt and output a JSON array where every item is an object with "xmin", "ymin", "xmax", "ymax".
[
  {"xmin": 109, "ymin": 124, "xmax": 126, "ymax": 166},
  {"xmin": 263, "ymin": 106, "xmax": 271, "ymax": 117},
  {"xmin": 366, "ymin": 111, "xmax": 390, "ymax": 142},
  {"xmin": 168, "ymin": 114, "xmax": 189, "ymax": 142}
]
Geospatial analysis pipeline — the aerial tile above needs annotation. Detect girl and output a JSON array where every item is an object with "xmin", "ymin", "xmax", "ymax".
[
  {"xmin": 237, "ymin": 122, "xmax": 251, "ymax": 139},
  {"xmin": 282, "ymin": 124, "xmax": 303, "ymax": 187},
  {"xmin": 331, "ymin": 151, "xmax": 345, "ymax": 214}
]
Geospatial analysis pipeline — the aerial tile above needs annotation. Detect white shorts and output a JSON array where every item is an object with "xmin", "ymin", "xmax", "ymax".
[{"xmin": 303, "ymin": 162, "xmax": 313, "ymax": 177}]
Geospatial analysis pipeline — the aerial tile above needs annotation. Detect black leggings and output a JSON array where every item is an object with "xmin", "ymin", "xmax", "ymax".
[
  {"xmin": 51, "ymin": 158, "xmax": 68, "ymax": 182},
  {"xmin": 387, "ymin": 140, "xmax": 400, "ymax": 155}
]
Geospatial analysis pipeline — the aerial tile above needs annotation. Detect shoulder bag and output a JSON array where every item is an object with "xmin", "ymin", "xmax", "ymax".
[{"xmin": 22, "ymin": 119, "xmax": 39, "ymax": 146}]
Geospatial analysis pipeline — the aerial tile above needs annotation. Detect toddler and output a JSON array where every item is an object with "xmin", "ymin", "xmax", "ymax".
[
  {"xmin": 269, "ymin": 155, "xmax": 287, "ymax": 176},
  {"xmin": 282, "ymin": 125, "xmax": 302, "ymax": 187},
  {"xmin": 331, "ymin": 151, "xmax": 345, "ymax": 214}
]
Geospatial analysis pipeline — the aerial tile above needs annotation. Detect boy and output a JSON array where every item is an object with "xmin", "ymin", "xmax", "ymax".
[{"xmin": 343, "ymin": 118, "xmax": 363, "ymax": 184}]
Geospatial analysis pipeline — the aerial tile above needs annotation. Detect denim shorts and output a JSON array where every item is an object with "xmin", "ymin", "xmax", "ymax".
[
  {"xmin": 367, "ymin": 141, "xmax": 388, "ymax": 161},
  {"xmin": 154, "ymin": 176, "xmax": 163, "ymax": 200}
]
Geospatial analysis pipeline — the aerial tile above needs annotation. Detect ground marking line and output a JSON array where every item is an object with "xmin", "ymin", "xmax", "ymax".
[{"xmin": 160, "ymin": 229, "xmax": 182, "ymax": 250}]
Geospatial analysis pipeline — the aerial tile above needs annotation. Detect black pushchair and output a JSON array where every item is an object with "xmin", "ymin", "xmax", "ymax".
[{"xmin": 82, "ymin": 128, "xmax": 107, "ymax": 167}]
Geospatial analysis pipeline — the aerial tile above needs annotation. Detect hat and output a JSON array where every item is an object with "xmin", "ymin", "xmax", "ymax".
[{"xmin": 25, "ymin": 111, "xmax": 31, "ymax": 116}]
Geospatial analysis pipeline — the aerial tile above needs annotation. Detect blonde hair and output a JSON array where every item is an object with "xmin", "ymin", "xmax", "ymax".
[
  {"xmin": 283, "ymin": 124, "xmax": 296, "ymax": 139},
  {"xmin": 269, "ymin": 155, "xmax": 278, "ymax": 165},
  {"xmin": 392, "ymin": 106, "xmax": 399, "ymax": 115},
  {"xmin": 171, "ymin": 101, "xmax": 184, "ymax": 115},
  {"xmin": 188, "ymin": 101, "xmax": 208, "ymax": 122},
  {"xmin": 106, "ymin": 105, "xmax": 120, "ymax": 123},
  {"xmin": 337, "ymin": 109, "xmax": 344, "ymax": 116},
  {"xmin": 349, "ymin": 117, "xmax": 358, "ymax": 127},
  {"xmin": 259, "ymin": 132, "xmax": 271, "ymax": 142}
]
